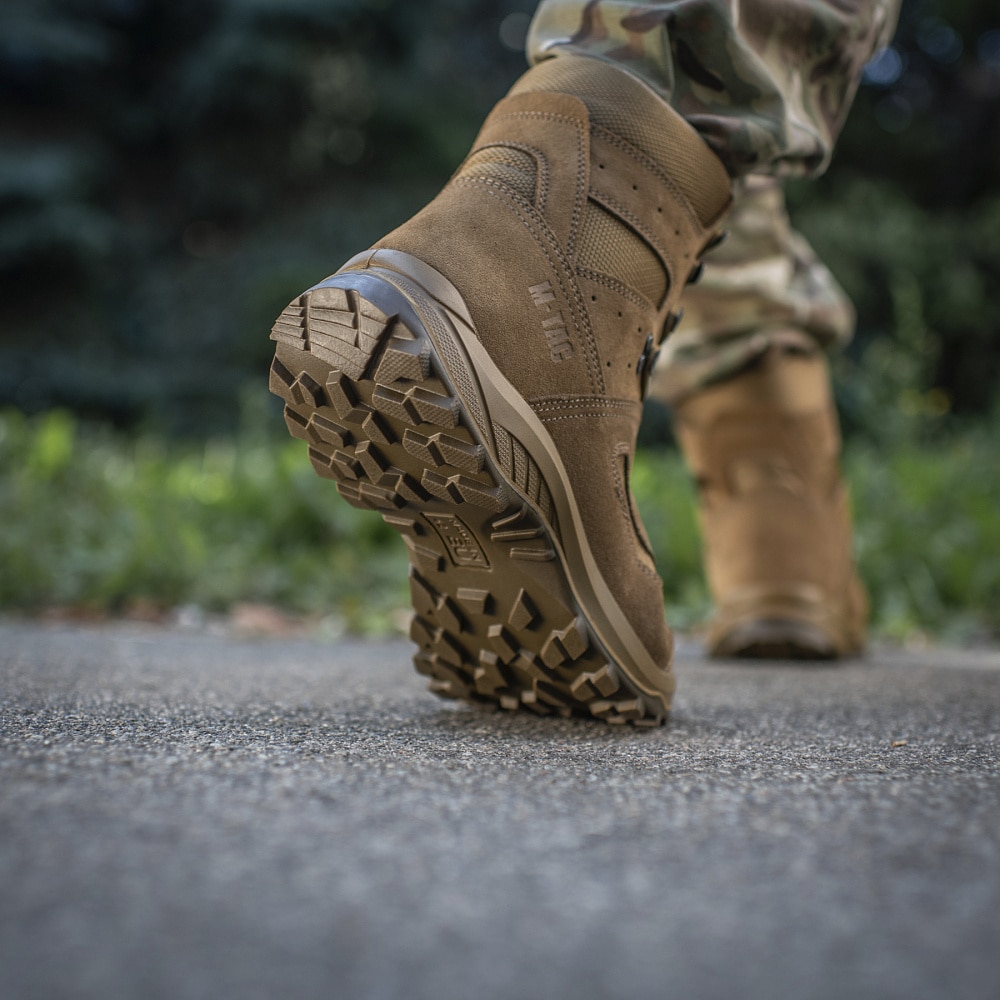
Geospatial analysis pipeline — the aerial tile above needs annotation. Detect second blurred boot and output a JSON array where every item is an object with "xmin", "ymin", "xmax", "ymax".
[
  {"xmin": 673, "ymin": 347, "xmax": 866, "ymax": 659},
  {"xmin": 269, "ymin": 54, "xmax": 731, "ymax": 723}
]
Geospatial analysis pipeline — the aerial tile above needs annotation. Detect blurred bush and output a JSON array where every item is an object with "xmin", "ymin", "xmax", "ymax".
[
  {"xmin": 0, "ymin": 0, "xmax": 997, "ymax": 435},
  {"xmin": 0, "ymin": 400, "xmax": 411, "ymax": 632},
  {"xmin": 0, "ymin": 0, "xmax": 535, "ymax": 430},
  {"xmin": 789, "ymin": 0, "xmax": 1000, "ymax": 425},
  {"xmin": 3, "ymin": 405, "xmax": 997, "ymax": 640}
]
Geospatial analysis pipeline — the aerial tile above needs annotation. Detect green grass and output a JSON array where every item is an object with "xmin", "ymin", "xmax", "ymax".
[
  {"xmin": 0, "ymin": 404, "xmax": 409, "ymax": 634},
  {"xmin": 2, "ymin": 403, "xmax": 997, "ymax": 643}
]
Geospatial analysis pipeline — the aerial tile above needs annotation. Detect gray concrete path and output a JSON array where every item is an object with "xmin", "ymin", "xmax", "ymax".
[{"xmin": 2, "ymin": 621, "xmax": 999, "ymax": 1000}]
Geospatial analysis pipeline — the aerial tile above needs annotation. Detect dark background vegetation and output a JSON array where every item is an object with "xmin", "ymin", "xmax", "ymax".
[
  {"xmin": 1, "ymin": 0, "xmax": 998, "ymax": 435},
  {"xmin": 1, "ymin": 0, "xmax": 998, "ymax": 640}
]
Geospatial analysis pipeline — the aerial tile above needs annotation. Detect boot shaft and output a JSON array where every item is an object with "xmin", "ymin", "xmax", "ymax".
[
  {"xmin": 674, "ymin": 347, "xmax": 866, "ymax": 657},
  {"xmin": 377, "ymin": 54, "xmax": 731, "ymax": 407}
]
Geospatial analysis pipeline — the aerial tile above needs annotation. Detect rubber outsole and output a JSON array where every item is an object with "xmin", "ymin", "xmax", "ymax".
[
  {"xmin": 710, "ymin": 618, "xmax": 839, "ymax": 661},
  {"xmin": 707, "ymin": 587, "xmax": 863, "ymax": 661},
  {"xmin": 269, "ymin": 255, "xmax": 672, "ymax": 725}
]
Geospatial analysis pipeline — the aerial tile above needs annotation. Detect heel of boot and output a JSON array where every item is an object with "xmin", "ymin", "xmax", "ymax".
[
  {"xmin": 268, "ymin": 270, "xmax": 669, "ymax": 725},
  {"xmin": 270, "ymin": 282, "xmax": 506, "ymax": 515},
  {"xmin": 708, "ymin": 585, "xmax": 862, "ymax": 660}
]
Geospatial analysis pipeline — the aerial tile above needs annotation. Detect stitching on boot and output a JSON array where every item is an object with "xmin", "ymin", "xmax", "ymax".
[
  {"xmin": 463, "ymin": 140, "xmax": 551, "ymax": 215},
  {"xmin": 454, "ymin": 179, "xmax": 605, "ymax": 396},
  {"xmin": 533, "ymin": 396, "xmax": 637, "ymax": 418},
  {"xmin": 590, "ymin": 125, "xmax": 703, "ymax": 231},
  {"xmin": 461, "ymin": 176, "xmax": 537, "ymax": 212},
  {"xmin": 488, "ymin": 109, "xmax": 589, "ymax": 261},
  {"xmin": 576, "ymin": 266, "xmax": 650, "ymax": 310},
  {"xmin": 535, "ymin": 412, "xmax": 635, "ymax": 422},
  {"xmin": 588, "ymin": 188, "xmax": 677, "ymax": 281}
]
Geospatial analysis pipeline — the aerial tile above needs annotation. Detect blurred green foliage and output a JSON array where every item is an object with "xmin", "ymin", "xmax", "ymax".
[
  {"xmin": 1, "ymin": 1, "xmax": 997, "ymax": 636},
  {"xmin": 789, "ymin": 0, "xmax": 1000, "ymax": 421},
  {"xmin": 0, "ymin": 400, "xmax": 410, "ymax": 632},
  {"xmin": 2, "ymin": 405, "xmax": 998, "ymax": 642},
  {"xmin": 846, "ymin": 430, "xmax": 1000, "ymax": 643},
  {"xmin": 1, "ymin": 0, "xmax": 998, "ymax": 432}
]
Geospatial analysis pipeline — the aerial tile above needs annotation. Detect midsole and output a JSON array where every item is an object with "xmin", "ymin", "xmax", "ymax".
[{"xmin": 335, "ymin": 249, "xmax": 674, "ymax": 702}]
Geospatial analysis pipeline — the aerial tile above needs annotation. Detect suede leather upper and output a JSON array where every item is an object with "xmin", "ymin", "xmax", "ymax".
[
  {"xmin": 373, "ymin": 58, "xmax": 731, "ymax": 669},
  {"xmin": 675, "ymin": 347, "xmax": 867, "ymax": 654}
]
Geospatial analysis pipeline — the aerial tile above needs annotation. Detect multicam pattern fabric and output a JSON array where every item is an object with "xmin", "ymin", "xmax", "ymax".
[
  {"xmin": 527, "ymin": 1, "xmax": 899, "ymax": 397},
  {"xmin": 648, "ymin": 176, "xmax": 855, "ymax": 403},
  {"xmin": 528, "ymin": 0, "xmax": 901, "ymax": 178}
]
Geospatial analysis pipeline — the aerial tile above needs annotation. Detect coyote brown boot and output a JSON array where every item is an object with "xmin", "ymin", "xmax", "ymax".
[
  {"xmin": 674, "ymin": 346, "xmax": 866, "ymax": 659},
  {"xmin": 269, "ymin": 55, "xmax": 731, "ymax": 724}
]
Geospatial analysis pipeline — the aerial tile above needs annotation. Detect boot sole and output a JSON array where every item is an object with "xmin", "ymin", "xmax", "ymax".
[
  {"xmin": 711, "ymin": 619, "xmax": 840, "ymax": 660},
  {"xmin": 708, "ymin": 585, "xmax": 864, "ymax": 660},
  {"xmin": 269, "ymin": 249, "xmax": 673, "ymax": 725}
]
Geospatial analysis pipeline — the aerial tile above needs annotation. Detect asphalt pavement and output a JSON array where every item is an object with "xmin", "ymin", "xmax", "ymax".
[{"xmin": 2, "ymin": 620, "xmax": 999, "ymax": 1000}]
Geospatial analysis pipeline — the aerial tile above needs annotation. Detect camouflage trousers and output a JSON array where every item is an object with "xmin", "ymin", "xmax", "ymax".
[
  {"xmin": 650, "ymin": 175, "xmax": 856, "ymax": 402},
  {"xmin": 527, "ymin": 1, "xmax": 901, "ymax": 400}
]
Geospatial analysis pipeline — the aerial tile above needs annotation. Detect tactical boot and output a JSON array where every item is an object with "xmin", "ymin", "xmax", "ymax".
[
  {"xmin": 269, "ymin": 55, "xmax": 731, "ymax": 723},
  {"xmin": 674, "ymin": 346, "xmax": 866, "ymax": 659}
]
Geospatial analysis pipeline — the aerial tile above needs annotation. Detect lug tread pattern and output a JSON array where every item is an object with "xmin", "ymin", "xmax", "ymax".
[
  {"xmin": 269, "ymin": 280, "xmax": 666, "ymax": 726},
  {"xmin": 493, "ymin": 426, "xmax": 555, "ymax": 527}
]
